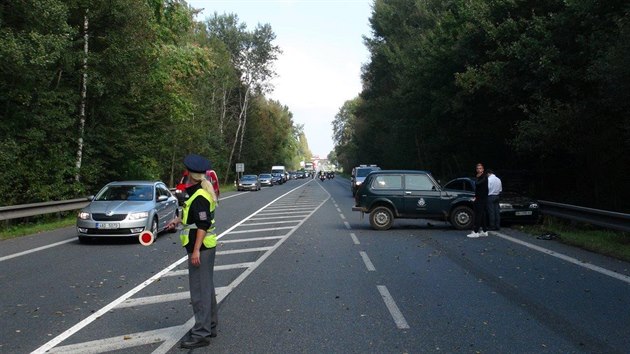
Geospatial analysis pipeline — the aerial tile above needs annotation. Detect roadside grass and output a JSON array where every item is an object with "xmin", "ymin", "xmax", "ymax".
[
  {"xmin": 1, "ymin": 214, "xmax": 76, "ymax": 241},
  {"xmin": 518, "ymin": 216, "xmax": 630, "ymax": 263}
]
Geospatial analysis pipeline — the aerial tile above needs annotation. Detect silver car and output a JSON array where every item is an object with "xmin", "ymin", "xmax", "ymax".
[
  {"xmin": 258, "ymin": 173, "xmax": 273, "ymax": 187},
  {"xmin": 237, "ymin": 175, "xmax": 261, "ymax": 191},
  {"xmin": 76, "ymin": 181, "xmax": 179, "ymax": 242}
]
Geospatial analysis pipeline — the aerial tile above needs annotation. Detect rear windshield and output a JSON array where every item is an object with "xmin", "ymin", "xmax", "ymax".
[{"xmin": 356, "ymin": 168, "xmax": 377, "ymax": 177}]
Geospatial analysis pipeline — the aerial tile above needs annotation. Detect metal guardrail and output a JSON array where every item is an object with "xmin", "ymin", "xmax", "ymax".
[
  {"xmin": 0, "ymin": 198, "xmax": 90, "ymax": 221},
  {"xmin": 538, "ymin": 200, "xmax": 630, "ymax": 232}
]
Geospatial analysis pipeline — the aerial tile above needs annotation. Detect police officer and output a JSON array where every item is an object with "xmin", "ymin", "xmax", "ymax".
[{"xmin": 167, "ymin": 154, "xmax": 218, "ymax": 349}]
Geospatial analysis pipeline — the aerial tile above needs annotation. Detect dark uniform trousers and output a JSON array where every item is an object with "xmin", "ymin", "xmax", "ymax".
[{"xmin": 188, "ymin": 247, "xmax": 218, "ymax": 338}]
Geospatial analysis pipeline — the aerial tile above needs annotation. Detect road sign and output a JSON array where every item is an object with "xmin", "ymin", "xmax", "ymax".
[{"xmin": 235, "ymin": 163, "xmax": 244, "ymax": 172}]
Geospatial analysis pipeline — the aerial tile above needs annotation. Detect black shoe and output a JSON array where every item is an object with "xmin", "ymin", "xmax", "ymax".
[{"xmin": 180, "ymin": 337, "xmax": 210, "ymax": 349}]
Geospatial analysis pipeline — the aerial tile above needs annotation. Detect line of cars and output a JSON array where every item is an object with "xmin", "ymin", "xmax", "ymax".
[{"xmin": 351, "ymin": 168, "xmax": 540, "ymax": 231}]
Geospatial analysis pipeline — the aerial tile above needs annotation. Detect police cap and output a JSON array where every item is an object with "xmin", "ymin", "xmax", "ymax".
[{"xmin": 184, "ymin": 154, "xmax": 212, "ymax": 173}]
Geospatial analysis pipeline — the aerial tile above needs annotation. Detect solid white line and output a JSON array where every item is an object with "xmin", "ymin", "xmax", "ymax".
[
  {"xmin": 248, "ymin": 215, "xmax": 304, "ymax": 221},
  {"xmin": 377, "ymin": 285, "xmax": 410, "ymax": 329},
  {"xmin": 360, "ymin": 251, "xmax": 376, "ymax": 271},
  {"xmin": 47, "ymin": 323, "xmax": 190, "ymax": 353},
  {"xmin": 220, "ymin": 236, "xmax": 284, "ymax": 243},
  {"xmin": 117, "ymin": 287, "xmax": 228, "ymax": 309},
  {"xmin": 228, "ymin": 226, "xmax": 294, "ymax": 234},
  {"xmin": 214, "ymin": 262, "xmax": 255, "ymax": 270},
  {"xmin": 216, "ymin": 246, "xmax": 274, "ymax": 255},
  {"xmin": 239, "ymin": 220, "xmax": 301, "ymax": 226},
  {"xmin": 494, "ymin": 232, "xmax": 630, "ymax": 284},
  {"xmin": 0, "ymin": 238, "xmax": 75, "ymax": 262},
  {"xmin": 255, "ymin": 211, "xmax": 311, "ymax": 216},
  {"xmin": 350, "ymin": 233, "xmax": 360, "ymax": 245},
  {"xmin": 344, "ymin": 221, "xmax": 351, "ymax": 230}
]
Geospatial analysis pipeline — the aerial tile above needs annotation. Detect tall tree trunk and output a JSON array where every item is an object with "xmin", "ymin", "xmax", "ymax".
[
  {"xmin": 224, "ymin": 86, "xmax": 250, "ymax": 184},
  {"xmin": 75, "ymin": 10, "xmax": 89, "ymax": 182}
]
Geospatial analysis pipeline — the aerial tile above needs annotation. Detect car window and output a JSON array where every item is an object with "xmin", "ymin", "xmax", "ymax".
[
  {"xmin": 157, "ymin": 185, "xmax": 171, "ymax": 198},
  {"xmin": 371, "ymin": 175, "xmax": 402, "ymax": 189},
  {"xmin": 405, "ymin": 174, "xmax": 436, "ymax": 191},
  {"xmin": 356, "ymin": 168, "xmax": 376, "ymax": 177},
  {"xmin": 444, "ymin": 180, "xmax": 463, "ymax": 190}
]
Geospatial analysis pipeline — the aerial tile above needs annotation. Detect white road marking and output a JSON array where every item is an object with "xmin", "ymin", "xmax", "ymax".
[
  {"xmin": 377, "ymin": 285, "xmax": 410, "ymax": 329},
  {"xmin": 340, "ymin": 213, "xmax": 346, "ymax": 220},
  {"xmin": 350, "ymin": 233, "xmax": 360, "ymax": 245},
  {"xmin": 248, "ymin": 215, "xmax": 304, "ymax": 221},
  {"xmin": 228, "ymin": 226, "xmax": 294, "ymax": 234},
  {"xmin": 336, "ymin": 208, "xmax": 342, "ymax": 213},
  {"xmin": 241, "ymin": 220, "xmax": 301, "ymax": 226},
  {"xmin": 220, "ymin": 236, "xmax": 284, "ymax": 243},
  {"xmin": 344, "ymin": 221, "xmax": 351, "ymax": 229},
  {"xmin": 255, "ymin": 210, "xmax": 312, "ymax": 216},
  {"xmin": 0, "ymin": 238, "xmax": 75, "ymax": 262},
  {"xmin": 494, "ymin": 231, "xmax": 630, "ymax": 284},
  {"xmin": 360, "ymin": 251, "xmax": 376, "ymax": 271},
  {"xmin": 217, "ymin": 246, "xmax": 274, "ymax": 255}
]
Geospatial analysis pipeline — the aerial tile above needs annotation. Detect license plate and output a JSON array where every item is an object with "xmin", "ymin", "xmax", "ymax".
[
  {"xmin": 96, "ymin": 223, "xmax": 119, "ymax": 229},
  {"xmin": 515, "ymin": 211, "xmax": 533, "ymax": 216}
]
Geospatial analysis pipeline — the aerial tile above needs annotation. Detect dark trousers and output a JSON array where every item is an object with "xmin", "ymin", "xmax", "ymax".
[
  {"xmin": 473, "ymin": 198, "xmax": 488, "ymax": 232},
  {"xmin": 188, "ymin": 247, "xmax": 218, "ymax": 338},
  {"xmin": 487, "ymin": 195, "xmax": 500, "ymax": 229}
]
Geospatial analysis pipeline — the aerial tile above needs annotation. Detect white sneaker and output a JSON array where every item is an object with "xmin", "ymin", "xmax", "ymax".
[
  {"xmin": 467, "ymin": 232, "xmax": 479, "ymax": 238},
  {"xmin": 480, "ymin": 231, "xmax": 489, "ymax": 237}
]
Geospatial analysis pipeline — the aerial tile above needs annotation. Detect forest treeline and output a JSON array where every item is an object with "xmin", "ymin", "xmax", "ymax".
[
  {"xmin": 0, "ymin": 0, "xmax": 312, "ymax": 206},
  {"xmin": 332, "ymin": 0, "xmax": 630, "ymax": 212}
]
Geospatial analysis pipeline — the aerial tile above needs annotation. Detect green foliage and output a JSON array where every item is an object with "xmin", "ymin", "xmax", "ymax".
[
  {"xmin": 344, "ymin": 0, "xmax": 630, "ymax": 211},
  {"xmin": 0, "ymin": 0, "xmax": 306, "ymax": 206}
]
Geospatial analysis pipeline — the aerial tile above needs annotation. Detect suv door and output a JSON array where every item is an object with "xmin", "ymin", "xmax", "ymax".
[
  {"xmin": 402, "ymin": 173, "xmax": 445, "ymax": 217},
  {"xmin": 365, "ymin": 173, "xmax": 404, "ymax": 213}
]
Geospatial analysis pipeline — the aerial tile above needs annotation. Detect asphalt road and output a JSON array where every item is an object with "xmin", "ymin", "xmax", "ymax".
[{"xmin": 1, "ymin": 177, "xmax": 629, "ymax": 353}]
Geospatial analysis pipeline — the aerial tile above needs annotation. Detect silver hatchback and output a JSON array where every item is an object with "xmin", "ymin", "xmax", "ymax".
[{"xmin": 76, "ymin": 181, "xmax": 178, "ymax": 242}]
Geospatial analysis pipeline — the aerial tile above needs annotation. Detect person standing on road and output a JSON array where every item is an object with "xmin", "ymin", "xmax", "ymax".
[
  {"xmin": 487, "ymin": 169, "xmax": 502, "ymax": 230},
  {"xmin": 468, "ymin": 163, "xmax": 489, "ymax": 238},
  {"xmin": 166, "ymin": 154, "xmax": 218, "ymax": 349}
]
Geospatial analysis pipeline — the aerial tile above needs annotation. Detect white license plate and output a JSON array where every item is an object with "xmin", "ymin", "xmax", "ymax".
[
  {"xmin": 96, "ymin": 223, "xmax": 119, "ymax": 229},
  {"xmin": 515, "ymin": 211, "xmax": 533, "ymax": 216}
]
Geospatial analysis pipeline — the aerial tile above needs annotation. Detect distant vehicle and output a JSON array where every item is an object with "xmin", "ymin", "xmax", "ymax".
[
  {"xmin": 175, "ymin": 169, "xmax": 220, "ymax": 198},
  {"xmin": 352, "ymin": 170, "xmax": 475, "ymax": 230},
  {"xmin": 259, "ymin": 173, "xmax": 273, "ymax": 187},
  {"xmin": 351, "ymin": 165, "xmax": 381, "ymax": 196},
  {"xmin": 271, "ymin": 165, "xmax": 288, "ymax": 182},
  {"xmin": 271, "ymin": 173, "xmax": 285, "ymax": 185},
  {"xmin": 237, "ymin": 175, "xmax": 261, "ymax": 191},
  {"xmin": 76, "ymin": 181, "xmax": 178, "ymax": 242},
  {"xmin": 296, "ymin": 171, "xmax": 305, "ymax": 179},
  {"xmin": 442, "ymin": 177, "xmax": 540, "ymax": 225}
]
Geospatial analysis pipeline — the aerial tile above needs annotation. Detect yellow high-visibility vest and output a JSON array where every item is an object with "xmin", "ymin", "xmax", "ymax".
[{"xmin": 180, "ymin": 188, "xmax": 216, "ymax": 249}]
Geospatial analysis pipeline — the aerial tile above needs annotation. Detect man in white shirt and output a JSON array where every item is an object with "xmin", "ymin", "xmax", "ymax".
[{"xmin": 487, "ymin": 170, "xmax": 502, "ymax": 230}]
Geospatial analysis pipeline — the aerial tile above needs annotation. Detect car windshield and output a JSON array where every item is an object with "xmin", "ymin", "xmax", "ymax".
[
  {"xmin": 95, "ymin": 185, "xmax": 153, "ymax": 201},
  {"xmin": 357, "ymin": 168, "xmax": 376, "ymax": 177},
  {"xmin": 259, "ymin": 174, "xmax": 272, "ymax": 178},
  {"xmin": 242, "ymin": 175, "xmax": 257, "ymax": 180}
]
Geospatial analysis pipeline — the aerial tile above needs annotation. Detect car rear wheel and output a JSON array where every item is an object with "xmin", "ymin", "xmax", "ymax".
[
  {"xmin": 450, "ymin": 205, "xmax": 473, "ymax": 230},
  {"xmin": 369, "ymin": 206, "xmax": 394, "ymax": 230}
]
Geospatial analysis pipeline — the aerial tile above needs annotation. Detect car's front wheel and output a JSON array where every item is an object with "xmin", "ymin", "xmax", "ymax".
[
  {"xmin": 369, "ymin": 206, "xmax": 394, "ymax": 230},
  {"xmin": 450, "ymin": 205, "xmax": 473, "ymax": 230}
]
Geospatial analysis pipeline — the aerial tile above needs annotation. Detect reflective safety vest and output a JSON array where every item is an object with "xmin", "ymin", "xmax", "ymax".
[{"xmin": 180, "ymin": 188, "xmax": 217, "ymax": 249}]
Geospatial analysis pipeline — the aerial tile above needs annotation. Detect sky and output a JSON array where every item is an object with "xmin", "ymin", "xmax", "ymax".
[{"xmin": 186, "ymin": 0, "xmax": 374, "ymax": 159}]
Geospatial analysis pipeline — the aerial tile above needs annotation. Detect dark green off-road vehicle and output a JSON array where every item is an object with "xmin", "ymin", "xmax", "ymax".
[{"xmin": 352, "ymin": 170, "xmax": 475, "ymax": 230}]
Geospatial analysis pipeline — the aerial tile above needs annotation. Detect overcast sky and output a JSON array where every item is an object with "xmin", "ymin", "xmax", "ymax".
[{"xmin": 186, "ymin": 0, "xmax": 373, "ymax": 158}]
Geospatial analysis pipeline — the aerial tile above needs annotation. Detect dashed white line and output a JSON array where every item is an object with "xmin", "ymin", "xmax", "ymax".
[
  {"xmin": 350, "ymin": 233, "xmax": 360, "ymax": 245},
  {"xmin": 360, "ymin": 251, "xmax": 376, "ymax": 271},
  {"xmin": 339, "ymin": 213, "xmax": 346, "ymax": 220},
  {"xmin": 344, "ymin": 221, "xmax": 351, "ymax": 229},
  {"xmin": 377, "ymin": 285, "xmax": 410, "ymax": 329}
]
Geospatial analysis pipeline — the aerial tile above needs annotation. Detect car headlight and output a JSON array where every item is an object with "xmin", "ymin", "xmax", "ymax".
[
  {"xmin": 77, "ymin": 211, "xmax": 90, "ymax": 220},
  {"xmin": 128, "ymin": 211, "xmax": 149, "ymax": 220},
  {"xmin": 529, "ymin": 203, "xmax": 539, "ymax": 209},
  {"xmin": 355, "ymin": 181, "xmax": 362, "ymax": 185},
  {"xmin": 499, "ymin": 203, "xmax": 512, "ymax": 209}
]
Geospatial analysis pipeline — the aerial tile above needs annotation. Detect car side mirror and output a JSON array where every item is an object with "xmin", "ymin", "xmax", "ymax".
[
  {"xmin": 87, "ymin": 195, "xmax": 94, "ymax": 201},
  {"xmin": 157, "ymin": 195, "xmax": 169, "ymax": 202}
]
